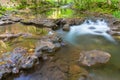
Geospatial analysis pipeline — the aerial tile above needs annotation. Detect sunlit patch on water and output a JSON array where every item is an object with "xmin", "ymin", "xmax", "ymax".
[{"xmin": 0, "ymin": 23, "xmax": 48, "ymax": 54}]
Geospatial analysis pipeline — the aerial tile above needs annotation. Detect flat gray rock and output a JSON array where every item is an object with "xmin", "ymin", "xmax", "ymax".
[{"xmin": 79, "ymin": 50, "xmax": 111, "ymax": 66}]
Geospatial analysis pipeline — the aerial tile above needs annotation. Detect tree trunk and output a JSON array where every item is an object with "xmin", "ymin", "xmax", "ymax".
[{"xmin": 107, "ymin": 0, "xmax": 111, "ymax": 5}]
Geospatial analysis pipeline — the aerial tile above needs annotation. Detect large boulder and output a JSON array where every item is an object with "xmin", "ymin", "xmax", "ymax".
[
  {"xmin": 34, "ymin": 31, "xmax": 64, "ymax": 58},
  {"xmin": 79, "ymin": 50, "xmax": 111, "ymax": 66},
  {"xmin": 0, "ymin": 47, "xmax": 39, "ymax": 80},
  {"xmin": 35, "ymin": 40, "xmax": 61, "ymax": 53},
  {"xmin": 9, "ymin": 47, "xmax": 39, "ymax": 69}
]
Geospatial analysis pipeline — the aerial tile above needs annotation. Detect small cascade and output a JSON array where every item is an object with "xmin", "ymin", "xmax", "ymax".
[{"xmin": 66, "ymin": 19, "xmax": 116, "ymax": 44}]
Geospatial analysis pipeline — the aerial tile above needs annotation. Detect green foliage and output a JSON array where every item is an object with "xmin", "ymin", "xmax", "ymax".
[
  {"xmin": 72, "ymin": 0, "xmax": 120, "ymax": 18},
  {"xmin": 0, "ymin": 0, "xmax": 120, "ymax": 19},
  {"xmin": 16, "ymin": 0, "xmax": 29, "ymax": 9},
  {"xmin": 73, "ymin": 0, "xmax": 119, "ymax": 10},
  {"xmin": 0, "ymin": 6, "xmax": 6, "ymax": 11},
  {"xmin": 0, "ymin": 4, "xmax": 7, "ymax": 15},
  {"xmin": 0, "ymin": 3, "xmax": 17, "ymax": 16},
  {"xmin": 73, "ymin": 0, "xmax": 92, "ymax": 10},
  {"xmin": 113, "ymin": 11, "xmax": 120, "ymax": 18}
]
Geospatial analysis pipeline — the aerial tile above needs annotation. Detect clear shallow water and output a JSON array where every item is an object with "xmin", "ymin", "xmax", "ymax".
[
  {"xmin": 13, "ymin": 37, "xmax": 120, "ymax": 80},
  {"xmin": 0, "ymin": 15, "xmax": 120, "ymax": 80},
  {"xmin": 56, "ymin": 22, "xmax": 120, "ymax": 80},
  {"xmin": 0, "ymin": 23, "xmax": 48, "ymax": 56},
  {"xmin": 1, "ymin": 32, "xmax": 118, "ymax": 80},
  {"xmin": 13, "ymin": 21, "xmax": 120, "ymax": 80}
]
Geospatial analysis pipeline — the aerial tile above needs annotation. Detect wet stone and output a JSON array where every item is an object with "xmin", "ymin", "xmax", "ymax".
[
  {"xmin": 0, "ymin": 33, "xmax": 29, "ymax": 41},
  {"xmin": 94, "ymin": 31, "xmax": 103, "ymax": 33},
  {"xmin": 79, "ymin": 50, "xmax": 111, "ymax": 66},
  {"xmin": 35, "ymin": 39, "xmax": 61, "ymax": 54},
  {"xmin": 21, "ymin": 18, "xmax": 58, "ymax": 29},
  {"xmin": 113, "ymin": 20, "xmax": 120, "ymax": 25},
  {"xmin": 88, "ymin": 26, "xmax": 96, "ymax": 30},
  {"xmin": 0, "ymin": 47, "xmax": 39, "ymax": 79},
  {"xmin": 11, "ymin": 18, "xmax": 22, "ymax": 22},
  {"xmin": 63, "ymin": 24, "xmax": 70, "ymax": 31},
  {"xmin": 110, "ymin": 31, "xmax": 120, "ymax": 36},
  {"xmin": 35, "ymin": 32, "xmax": 63, "ymax": 56},
  {"xmin": 0, "ymin": 14, "xmax": 22, "ymax": 26},
  {"xmin": 0, "ymin": 21, "xmax": 5, "ymax": 25}
]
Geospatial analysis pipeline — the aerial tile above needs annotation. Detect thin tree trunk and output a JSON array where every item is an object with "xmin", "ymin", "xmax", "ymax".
[{"xmin": 107, "ymin": 0, "xmax": 111, "ymax": 5}]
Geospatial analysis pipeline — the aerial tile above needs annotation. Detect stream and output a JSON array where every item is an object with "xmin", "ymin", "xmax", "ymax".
[
  {"xmin": 57, "ymin": 26, "xmax": 120, "ymax": 80},
  {"xmin": 1, "ymin": 8, "xmax": 120, "ymax": 80}
]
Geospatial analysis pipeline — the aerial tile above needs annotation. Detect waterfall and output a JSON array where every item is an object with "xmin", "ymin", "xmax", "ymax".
[{"xmin": 66, "ymin": 19, "xmax": 116, "ymax": 44}]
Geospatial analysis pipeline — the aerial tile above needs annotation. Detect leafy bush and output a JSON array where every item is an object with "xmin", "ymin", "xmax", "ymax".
[
  {"xmin": 113, "ymin": 11, "xmax": 120, "ymax": 18},
  {"xmin": 16, "ymin": 0, "xmax": 28, "ymax": 9}
]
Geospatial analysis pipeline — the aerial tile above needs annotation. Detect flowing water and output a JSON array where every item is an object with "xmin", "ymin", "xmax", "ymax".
[
  {"xmin": 56, "ymin": 20, "xmax": 120, "ymax": 80},
  {"xmin": 1, "ymin": 8, "xmax": 120, "ymax": 80},
  {"xmin": 10, "ymin": 20, "xmax": 120, "ymax": 80},
  {"xmin": 66, "ymin": 19, "xmax": 116, "ymax": 45}
]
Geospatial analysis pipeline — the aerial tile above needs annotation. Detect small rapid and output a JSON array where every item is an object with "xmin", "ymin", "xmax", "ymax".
[{"xmin": 66, "ymin": 19, "xmax": 116, "ymax": 44}]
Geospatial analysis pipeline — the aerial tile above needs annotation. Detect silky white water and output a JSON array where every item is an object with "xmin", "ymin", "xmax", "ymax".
[{"xmin": 67, "ymin": 19, "xmax": 116, "ymax": 43}]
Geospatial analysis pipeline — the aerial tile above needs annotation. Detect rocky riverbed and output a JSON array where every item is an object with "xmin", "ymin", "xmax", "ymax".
[
  {"xmin": 0, "ymin": 29, "xmax": 65, "ymax": 80},
  {"xmin": 20, "ymin": 15, "xmax": 120, "ymax": 36},
  {"xmin": 0, "ymin": 13, "xmax": 120, "ymax": 80}
]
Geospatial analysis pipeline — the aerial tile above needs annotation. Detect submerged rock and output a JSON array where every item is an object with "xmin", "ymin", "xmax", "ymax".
[
  {"xmin": 94, "ymin": 31, "xmax": 103, "ymax": 33},
  {"xmin": 33, "ymin": 61, "xmax": 68, "ymax": 80},
  {"xmin": 79, "ymin": 50, "xmax": 111, "ymax": 66},
  {"xmin": 88, "ymin": 26, "xmax": 96, "ymax": 30},
  {"xmin": 69, "ymin": 65, "xmax": 89, "ymax": 80}
]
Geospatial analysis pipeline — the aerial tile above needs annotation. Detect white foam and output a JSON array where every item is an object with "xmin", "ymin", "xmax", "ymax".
[{"xmin": 67, "ymin": 19, "xmax": 116, "ymax": 43}]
